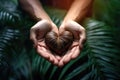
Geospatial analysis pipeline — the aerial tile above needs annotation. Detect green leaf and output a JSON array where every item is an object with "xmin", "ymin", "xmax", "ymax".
[{"xmin": 0, "ymin": 0, "xmax": 120, "ymax": 80}]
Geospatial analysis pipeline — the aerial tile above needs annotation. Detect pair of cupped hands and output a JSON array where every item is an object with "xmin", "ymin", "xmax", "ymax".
[{"xmin": 30, "ymin": 19, "xmax": 86, "ymax": 67}]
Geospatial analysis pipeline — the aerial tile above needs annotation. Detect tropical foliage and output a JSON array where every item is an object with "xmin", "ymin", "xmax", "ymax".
[{"xmin": 0, "ymin": 0, "xmax": 120, "ymax": 80}]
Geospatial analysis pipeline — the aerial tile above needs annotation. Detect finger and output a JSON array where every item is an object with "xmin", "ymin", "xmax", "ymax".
[
  {"xmin": 51, "ymin": 23, "xmax": 59, "ymax": 34},
  {"xmin": 30, "ymin": 20, "xmax": 52, "ymax": 45},
  {"xmin": 70, "ymin": 41, "xmax": 79, "ymax": 49},
  {"xmin": 63, "ymin": 46, "xmax": 77, "ymax": 64},
  {"xmin": 58, "ymin": 53, "xmax": 69, "ymax": 67},
  {"xmin": 65, "ymin": 21, "xmax": 81, "ymax": 40},
  {"xmin": 79, "ymin": 27, "xmax": 86, "ymax": 48},
  {"xmin": 71, "ymin": 46, "xmax": 80, "ymax": 59},
  {"xmin": 54, "ymin": 55, "xmax": 62, "ymax": 61},
  {"xmin": 59, "ymin": 24, "xmax": 66, "ymax": 35},
  {"xmin": 49, "ymin": 55, "xmax": 54, "ymax": 63},
  {"xmin": 37, "ymin": 46, "xmax": 51, "ymax": 62},
  {"xmin": 30, "ymin": 27, "xmax": 37, "ymax": 47},
  {"xmin": 37, "ymin": 45, "xmax": 50, "ymax": 60},
  {"xmin": 37, "ymin": 40, "xmax": 46, "ymax": 46},
  {"xmin": 31, "ymin": 20, "xmax": 52, "ymax": 32},
  {"xmin": 65, "ymin": 20, "xmax": 86, "ymax": 48},
  {"xmin": 58, "ymin": 59, "xmax": 64, "ymax": 67},
  {"xmin": 37, "ymin": 41, "xmax": 59, "ymax": 65},
  {"xmin": 37, "ymin": 45, "xmax": 59, "ymax": 65},
  {"xmin": 58, "ymin": 46, "xmax": 76, "ymax": 67},
  {"xmin": 50, "ymin": 54, "xmax": 59, "ymax": 65}
]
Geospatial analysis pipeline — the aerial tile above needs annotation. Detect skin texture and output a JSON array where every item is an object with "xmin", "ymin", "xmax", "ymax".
[
  {"xmin": 30, "ymin": 20, "xmax": 59, "ymax": 65},
  {"xmin": 19, "ymin": 0, "xmax": 93, "ymax": 67},
  {"xmin": 59, "ymin": 20, "xmax": 86, "ymax": 66}
]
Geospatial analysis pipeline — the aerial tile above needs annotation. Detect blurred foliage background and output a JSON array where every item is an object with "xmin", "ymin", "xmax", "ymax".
[{"xmin": 0, "ymin": 0, "xmax": 120, "ymax": 80}]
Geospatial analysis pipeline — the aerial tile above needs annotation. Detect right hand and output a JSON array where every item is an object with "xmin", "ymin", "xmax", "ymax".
[
  {"xmin": 58, "ymin": 20, "xmax": 86, "ymax": 67},
  {"xmin": 30, "ymin": 20, "xmax": 60, "ymax": 65}
]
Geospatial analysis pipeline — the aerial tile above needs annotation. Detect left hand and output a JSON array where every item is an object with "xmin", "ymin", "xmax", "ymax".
[
  {"xmin": 58, "ymin": 20, "xmax": 86, "ymax": 67},
  {"xmin": 30, "ymin": 20, "xmax": 60, "ymax": 65}
]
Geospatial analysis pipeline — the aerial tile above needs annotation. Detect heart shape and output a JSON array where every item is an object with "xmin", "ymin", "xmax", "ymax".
[{"xmin": 45, "ymin": 31, "xmax": 74, "ymax": 56}]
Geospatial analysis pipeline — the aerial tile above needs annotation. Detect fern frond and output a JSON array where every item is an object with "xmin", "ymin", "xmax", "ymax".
[
  {"xmin": 64, "ymin": 19, "xmax": 120, "ymax": 80},
  {"xmin": 0, "ymin": 28, "xmax": 20, "ymax": 79}
]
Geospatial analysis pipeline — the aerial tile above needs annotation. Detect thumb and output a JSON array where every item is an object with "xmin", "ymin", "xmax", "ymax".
[
  {"xmin": 79, "ymin": 27, "xmax": 86, "ymax": 49},
  {"xmin": 59, "ymin": 24, "xmax": 66, "ymax": 35},
  {"xmin": 30, "ymin": 28, "xmax": 37, "ymax": 47},
  {"xmin": 30, "ymin": 20, "xmax": 52, "ymax": 46},
  {"xmin": 64, "ymin": 20, "xmax": 86, "ymax": 48},
  {"xmin": 65, "ymin": 20, "xmax": 82, "ymax": 40}
]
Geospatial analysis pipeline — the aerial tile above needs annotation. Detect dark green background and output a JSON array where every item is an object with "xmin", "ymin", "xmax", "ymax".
[{"xmin": 0, "ymin": 0, "xmax": 120, "ymax": 80}]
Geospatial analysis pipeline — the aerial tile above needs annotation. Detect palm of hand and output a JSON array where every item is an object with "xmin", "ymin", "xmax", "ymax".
[
  {"xmin": 58, "ymin": 21, "xmax": 86, "ymax": 66},
  {"xmin": 30, "ymin": 20, "xmax": 86, "ymax": 67}
]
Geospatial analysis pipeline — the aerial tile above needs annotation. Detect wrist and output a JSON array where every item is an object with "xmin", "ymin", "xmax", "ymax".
[
  {"xmin": 37, "ymin": 19, "xmax": 58, "ymax": 33},
  {"xmin": 35, "ymin": 14, "xmax": 51, "ymax": 22},
  {"xmin": 60, "ymin": 20, "xmax": 77, "ymax": 28}
]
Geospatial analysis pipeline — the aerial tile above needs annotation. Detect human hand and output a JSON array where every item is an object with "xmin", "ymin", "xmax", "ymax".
[
  {"xmin": 58, "ymin": 20, "xmax": 86, "ymax": 67},
  {"xmin": 30, "ymin": 20, "xmax": 60, "ymax": 65}
]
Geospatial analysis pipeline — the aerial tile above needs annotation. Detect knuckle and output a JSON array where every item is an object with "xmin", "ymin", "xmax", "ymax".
[
  {"xmin": 30, "ymin": 27, "xmax": 36, "ymax": 31},
  {"xmin": 81, "ymin": 27, "xmax": 86, "ymax": 32}
]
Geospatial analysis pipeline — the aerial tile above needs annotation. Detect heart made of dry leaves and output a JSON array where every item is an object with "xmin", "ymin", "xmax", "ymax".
[{"xmin": 45, "ymin": 31, "xmax": 73, "ymax": 56}]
